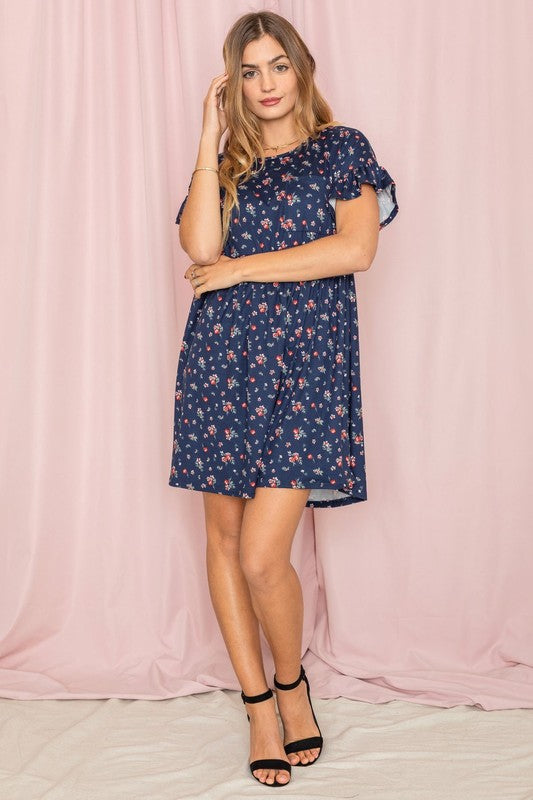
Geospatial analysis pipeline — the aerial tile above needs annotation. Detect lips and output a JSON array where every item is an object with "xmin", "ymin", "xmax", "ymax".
[{"xmin": 260, "ymin": 97, "xmax": 281, "ymax": 106}]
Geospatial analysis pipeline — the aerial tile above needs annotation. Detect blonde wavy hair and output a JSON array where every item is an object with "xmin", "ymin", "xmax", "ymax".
[{"xmin": 219, "ymin": 11, "xmax": 339, "ymax": 249}]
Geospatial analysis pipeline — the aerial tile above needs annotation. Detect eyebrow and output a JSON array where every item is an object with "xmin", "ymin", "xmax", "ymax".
[{"xmin": 241, "ymin": 54, "xmax": 288, "ymax": 68}]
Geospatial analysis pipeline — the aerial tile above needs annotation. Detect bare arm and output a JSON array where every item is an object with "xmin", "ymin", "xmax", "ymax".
[
  {"xmin": 234, "ymin": 184, "xmax": 380, "ymax": 282},
  {"xmin": 178, "ymin": 72, "xmax": 228, "ymax": 265},
  {"xmin": 178, "ymin": 133, "xmax": 223, "ymax": 265}
]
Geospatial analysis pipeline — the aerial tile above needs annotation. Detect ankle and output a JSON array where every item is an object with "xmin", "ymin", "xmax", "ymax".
[
  {"xmin": 274, "ymin": 664, "xmax": 304, "ymax": 688},
  {"xmin": 275, "ymin": 672, "xmax": 301, "ymax": 686},
  {"xmin": 246, "ymin": 697, "xmax": 275, "ymax": 716}
]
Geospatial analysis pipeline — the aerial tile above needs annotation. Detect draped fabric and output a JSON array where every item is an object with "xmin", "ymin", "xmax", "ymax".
[{"xmin": 1, "ymin": 0, "xmax": 532, "ymax": 710}]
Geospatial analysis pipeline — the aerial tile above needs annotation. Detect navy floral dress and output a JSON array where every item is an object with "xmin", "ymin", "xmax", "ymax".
[{"xmin": 169, "ymin": 124, "xmax": 399, "ymax": 508}]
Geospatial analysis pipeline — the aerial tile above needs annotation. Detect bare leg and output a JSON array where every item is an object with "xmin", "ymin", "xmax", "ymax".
[
  {"xmin": 239, "ymin": 487, "xmax": 321, "ymax": 768},
  {"xmin": 202, "ymin": 492, "xmax": 290, "ymax": 786}
]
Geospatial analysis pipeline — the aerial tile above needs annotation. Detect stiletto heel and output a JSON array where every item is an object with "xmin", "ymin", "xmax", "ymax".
[
  {"xmin": 273, "ymin": 664, "xmax": 323, "ymax": 765},
  {"xmin": 241, "ymin": 686, "xmax": 292, "ymax": 786}
]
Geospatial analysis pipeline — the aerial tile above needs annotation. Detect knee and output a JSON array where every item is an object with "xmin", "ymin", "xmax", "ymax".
[
  {"xmin": 206, "ymin": 526, "xmax": 241, "ymax": 559},
  {"xmin": 240, "ymin": 548, "xmax": 289, "ymax": 590}
]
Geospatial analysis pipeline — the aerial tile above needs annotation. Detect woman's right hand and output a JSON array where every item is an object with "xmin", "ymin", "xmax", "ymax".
[{"xmin": 202, "ymin": 72, "xmax": 229, "ymax": 140}]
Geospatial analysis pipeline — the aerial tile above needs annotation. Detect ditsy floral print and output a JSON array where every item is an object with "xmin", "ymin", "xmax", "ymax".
[{"xmin": 169, "ymin": 125, "xmax": 398, "ymax": 507}]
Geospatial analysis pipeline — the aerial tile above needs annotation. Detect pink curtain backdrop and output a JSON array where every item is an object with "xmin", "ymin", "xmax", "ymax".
[{"xmin": 1, "ymin": 0, "xmax": 532, "ymax": 709}]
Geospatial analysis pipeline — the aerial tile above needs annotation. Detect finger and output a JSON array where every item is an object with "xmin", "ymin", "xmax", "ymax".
[{"xmin": 211, "ymin": 74, "xmax": 228, "ymax": 90}]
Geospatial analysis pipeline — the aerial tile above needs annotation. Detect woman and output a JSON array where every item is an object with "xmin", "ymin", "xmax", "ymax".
[{"xmin": 169, "ymin": 10, "xmax": 399, "ymax": 787}]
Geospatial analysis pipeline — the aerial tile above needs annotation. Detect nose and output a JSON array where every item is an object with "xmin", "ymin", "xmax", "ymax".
[{"xmin": 260, "ymin": 72, "xmax": 275, "ymax": 93}]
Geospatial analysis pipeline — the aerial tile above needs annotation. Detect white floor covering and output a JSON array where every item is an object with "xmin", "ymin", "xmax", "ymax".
[{"xmin": 1, "ymin": 691, "xmax": 532, "ymax": 799}]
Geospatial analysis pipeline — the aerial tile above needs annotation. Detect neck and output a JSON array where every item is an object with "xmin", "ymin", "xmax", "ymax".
[{"xmin": 258, "ymin": 118, "xmax": 300, "ymax": 147}]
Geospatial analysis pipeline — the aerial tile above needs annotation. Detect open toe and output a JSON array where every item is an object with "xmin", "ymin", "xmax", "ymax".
[
  {"xmin": 242, "ymin": 687, "xmax": 292, "ymax": 787},
  {"xmin": 273, "ymin": 665, "xmax": 323, "ymax": 767}
]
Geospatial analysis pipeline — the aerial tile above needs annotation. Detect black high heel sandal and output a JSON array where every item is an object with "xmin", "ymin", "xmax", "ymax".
[
  {"xmin": 273, "ymin": 664, "xmax": 323, "ymax": 766},
  {"xmin": 241, "ymin": 686, "xmax": 292, "ymax": 787}
]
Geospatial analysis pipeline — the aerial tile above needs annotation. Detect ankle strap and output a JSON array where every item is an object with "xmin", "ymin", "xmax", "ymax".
[
  {"xmin": 273, "ymin": 664, "xmax": 305, "ymax": 690},
  {"xmin": 241, "ymin": 686, "xmax": 273, "ymax": 704}
]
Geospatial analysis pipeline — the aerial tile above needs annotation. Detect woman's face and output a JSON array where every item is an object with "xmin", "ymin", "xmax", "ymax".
[{"xmin": 240, "ymin": 34, "xmax": 299, "ymax": 122}]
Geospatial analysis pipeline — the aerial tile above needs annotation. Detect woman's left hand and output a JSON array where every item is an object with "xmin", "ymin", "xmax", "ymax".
[{"xmin": 184, "ymin": 253, "xmax": 241, "ymax": 299}]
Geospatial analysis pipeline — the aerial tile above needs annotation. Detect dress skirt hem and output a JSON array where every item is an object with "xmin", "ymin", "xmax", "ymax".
[{"xmin": 168, "ymin": 476, "xmax": 367, "ymax": 509}]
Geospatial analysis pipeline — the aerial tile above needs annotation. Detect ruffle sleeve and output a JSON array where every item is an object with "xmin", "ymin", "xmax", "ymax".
[
  {"xmin": 328, "ymin": 126, "xmax": 399, "ymax": 230},
  {"xmin": 175, "ymin": 152, "xmax": 225, "ymax": 225}
]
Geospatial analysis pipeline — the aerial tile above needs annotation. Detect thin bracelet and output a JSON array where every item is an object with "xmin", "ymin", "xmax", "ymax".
[{"xmin": 192, "ymin": 167, "xmax": 219, "ymax": 176}]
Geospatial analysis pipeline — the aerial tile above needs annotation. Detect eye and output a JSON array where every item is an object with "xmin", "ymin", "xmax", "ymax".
[{"xmin": 242, "ymin": 64, "xmax": 290, "ymax": 79}]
